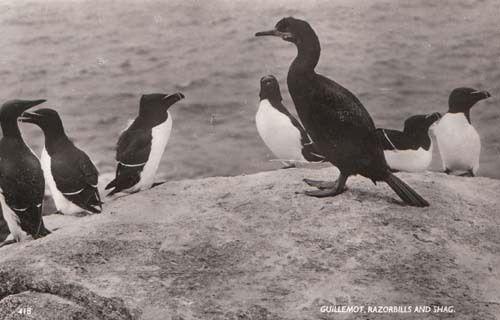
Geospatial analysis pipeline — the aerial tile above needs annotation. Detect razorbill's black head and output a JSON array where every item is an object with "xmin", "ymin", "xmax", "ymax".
[
  {"xmin": 259, "ymin": 75, "xmax": 283, "ymax": 102},
  {"xmin": 403, "ymin": 112, "xmax": 442, "ymax": 136},
  {"xmin": 448, "ymin": 87, "xmax": 491, "ymax": 121},
  {"xmin": 139, "ymin": 92, "xmax": 184, "ymax": 119}
]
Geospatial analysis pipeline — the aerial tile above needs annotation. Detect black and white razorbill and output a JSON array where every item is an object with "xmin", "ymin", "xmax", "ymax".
[
  {"xmin": 19, "ymin": 108, "xmax": 102, "ymax": 214},
  {"xmin": 432, "ymin": 87, "xmax": 491, "ymax": 176},
  {"xmin": 0, "ymin": 99, "xmax": 50, "ymax": 247},
  {"xmin": 256, "ymin": 75, "xmax": 324, "ymax": 167},
  {"xmin": 376, "ymin": 112, "xmax": 441, "ymax": 172},
  {"xmin": 105, "ymin": 92, "xmax": 184, "ymax": 196},
  {"xmin": 256, "ymin": 17, "xmax": 429, "ymax": 207}
]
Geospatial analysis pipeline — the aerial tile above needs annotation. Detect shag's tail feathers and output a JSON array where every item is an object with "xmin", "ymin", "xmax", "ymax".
[{"xmin": 384, "ymin": 172, "xmax": 429, "ymax": 207}]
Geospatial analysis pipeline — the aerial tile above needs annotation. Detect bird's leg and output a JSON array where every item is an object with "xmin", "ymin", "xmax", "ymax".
[
  {"xmin": 304, "ymin": 173, "xmax": 348, "ymax": 198},
  {"xmin": 444, "ymin": 168, "xmax": 451, "ymax": 175}
]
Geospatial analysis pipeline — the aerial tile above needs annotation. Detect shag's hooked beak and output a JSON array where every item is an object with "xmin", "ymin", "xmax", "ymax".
[
  {"xmin": 18, "ymin": 110, "xmax": 41, "ymax": 123},
  {"xmin": 255, "ymin": 29, "xmax": 294, "ymax": 41},
  {"xmin": 471, "ymin": 90, "xmax": 492, "ymax": 100},
  {"xmin": 255, "ymin": 29, "xmax": 280, "ymax": 37}
]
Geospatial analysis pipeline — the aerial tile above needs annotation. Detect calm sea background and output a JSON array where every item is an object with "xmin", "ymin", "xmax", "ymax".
[{"xmin": 1, "ymin": 0, "xmax": 499, "ymax": 181}]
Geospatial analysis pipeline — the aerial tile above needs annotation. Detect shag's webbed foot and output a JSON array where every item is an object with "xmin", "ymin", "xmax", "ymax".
[
  {"xmin": 444, "ymin": 168, "xmax": 451, "ymax": 175},
  {"xmin": 281, "ymin": 163, "xmax": 296, "ymax": 169},
  {"xmin": 303, "ymin": 178, "xmax": 337, "ymax": 189},
  {"xmin": 304, "ymin": 187, "xmax": 345, "ymax": 198},
  {"xmin": 303, "ymin": 174, "xmax": 348, "ymax": 198}
]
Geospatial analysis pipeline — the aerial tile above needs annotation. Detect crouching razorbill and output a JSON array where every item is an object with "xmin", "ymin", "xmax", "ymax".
[
  {"xmin": 256, "ymin": 75, "xmax": 324, "ymax": 168},
  {"xmin": 432, "ymin": 87, "xmax": 491, "ymax": 176},
  {"xmin": 105, "ymin": 92, "xmax": 184, "ymax": 196},
  {"xmin": 0, "ymin": 99, "xmax": 50, "ymax": 247},
  {"xmin": 376, "ymin": 112, "xmax": 441, "ymax": 172},
  {"xmin": 20, "ymin": 108, "xmax": 102, "ymax": 215}
]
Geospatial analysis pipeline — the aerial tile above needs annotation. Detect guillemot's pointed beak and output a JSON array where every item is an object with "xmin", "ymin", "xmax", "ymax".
[{"xmin": 18, "ymin": 111, "xmax": 41, "ymax": 123}]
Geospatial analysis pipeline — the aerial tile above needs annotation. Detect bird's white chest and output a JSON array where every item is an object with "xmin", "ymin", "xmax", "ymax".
[
  {"xmin": 255, "ymin": 100, "xmax": 304, "ymax": 162},
  {"xmin": 433, "ymin": 113, "xmax": 480, "ymax": 173},
  {"xmin": 0, "ymin": 192, "xmax": 27, "ymax": 242},
  {"xmin": 384, "ymin": 145, "xmax": 433, "ymax": 172},
  {"xmin": 41, "ymin": 148, "xmax": 84, "ymax": 214},
  {"xmin": 137, "ymin": 113, "xmax": 172, "ymax": 189}
]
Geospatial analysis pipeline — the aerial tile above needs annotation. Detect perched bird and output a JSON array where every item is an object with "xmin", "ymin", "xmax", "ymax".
[
  {"xmin": 0, "ymin": 99, "xmax": 50, "ymax": 247},
  {"xmin": 19, "ymin": 108, "xmax": 102, "ymax": 215},
  {"xmin": 255, "ymin": 17, "xmax": 429, "ymax": 207},
  {"xmin": 105, "ymin": 92, "xmax": 184, "ymax": 196},
  {"xmin": 433, "ymin": 87, "xmax": 491, "ymax": 176},
  {"xmin": 256, "ymin": 75, "xmax": 324, "ymax": 167},
  {"xmin": 376, "ymin": 112, "xmax": 441, "ymax": 172}
]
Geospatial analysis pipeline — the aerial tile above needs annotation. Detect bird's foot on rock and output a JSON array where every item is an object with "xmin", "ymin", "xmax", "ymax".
[
  {"xmin": 0, "ymin": 239, "xmax": 16, "ymax": 248},
  {"xmin": 303, "ymin": 178, "xmax": 336, "ymax": 189},
  {"xmin": 54, "ymin": 210, "xmax": 64, "ymax": 215},
  {"xmin": 304, "ymin": 187, "xmax": 344, "ymax": 198},
  {"xmin": 151, "ymin": 181, "xmax": 166, "ymax": 189}
]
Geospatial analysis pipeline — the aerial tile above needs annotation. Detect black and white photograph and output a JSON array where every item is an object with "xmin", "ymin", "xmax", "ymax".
[{"xmin": 0, "ymin": 0, "xmax": 499, "ymax": 319}]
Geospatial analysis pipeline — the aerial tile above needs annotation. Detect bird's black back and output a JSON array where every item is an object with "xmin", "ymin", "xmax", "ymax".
[{"xmin": 288, "ymin": 72, "xmax": 388, "ymax": 180}]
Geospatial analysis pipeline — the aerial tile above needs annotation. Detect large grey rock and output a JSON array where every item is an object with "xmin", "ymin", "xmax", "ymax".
[{"xmin": 0, "ymin": 168, "xmax": 498, "ymax": 319}]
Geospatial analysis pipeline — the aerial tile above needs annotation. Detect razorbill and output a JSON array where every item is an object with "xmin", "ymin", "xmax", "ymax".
[
  {"xmin": 256, "ymin": 75, "xmax": 324, "ymax": 167},
  {"xmin": 0, "ymin": 99, "xmax": 50, "ymax": 247},
  {"xmin": 433, "ymin": 87, "xmax": 491, "ymax": 176},
  {"xmin": 105, "ymin": 92, "xmax": 184, "ymax": 196},
  {"xmin": 376, "ymin": 112, "xmax": 441, "ymax": 172},
  {"xmin": 19, "ymin": 108, "xmax": 102, "ymax": 214},
  {"xmin": 256, "ymin": 17, "xmax": 429, "ymax": 207}
]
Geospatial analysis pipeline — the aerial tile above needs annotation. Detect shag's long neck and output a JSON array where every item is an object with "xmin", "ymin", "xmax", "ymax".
[
  {"xmin": 290, "ymin": 33, "xmax": 321, "ymax": 77},
  {"xmin": 1, "ymin": 120, "xmax": 23, "ymax": 140}
]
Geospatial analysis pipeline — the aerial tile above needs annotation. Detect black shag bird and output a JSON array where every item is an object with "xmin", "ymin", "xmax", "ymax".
[{"xmin": 256, "ymin": 17, "xmax": 429, "ymax": 207}]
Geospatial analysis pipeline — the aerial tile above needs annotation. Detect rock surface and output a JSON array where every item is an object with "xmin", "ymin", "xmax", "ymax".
[{"xmin": 0, "ymin": 167, "xmax": 499, "ymax": 320}]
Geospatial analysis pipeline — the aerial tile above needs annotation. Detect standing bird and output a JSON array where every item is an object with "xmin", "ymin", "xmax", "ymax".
[
  {"xmin": 19, "ymin": 108, "xmax": 102, "ymax": 215},
  {"xmin": 0, "ymin": 99, "xmax": 50, "ymax": 247},
  {"xmin": 105, "ymin": 92, "xmax": 184, "ymax": 196},
  {"xmin": 376, "ymin": 112, "xmax": 441, "ymax": 172},
  {"xmin": 255, "ymin": 17, "xmax": 429, "ymax": 207},
  {"xmin": 256, "ymin": 75, "xmax": 324, "ymax": 167},
  {"xmin": 432, "ymin": 87, "xmax": 491, "ymax": 176}
]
